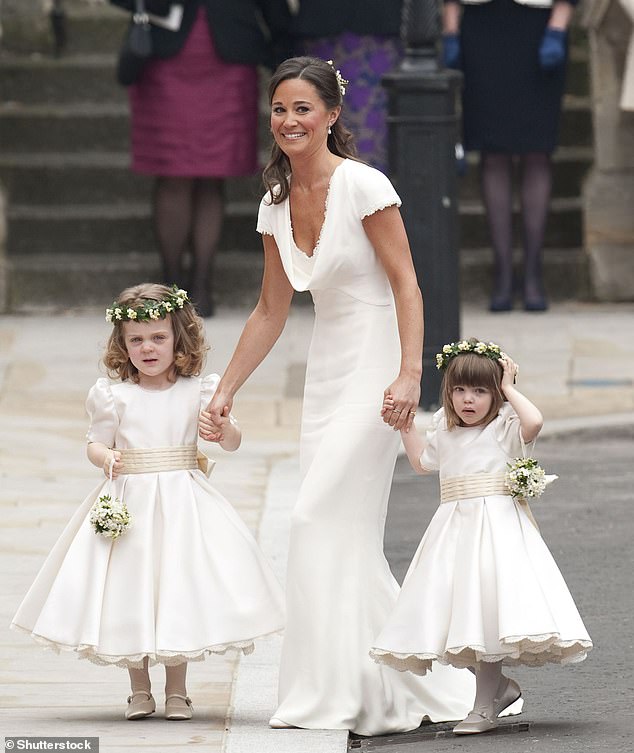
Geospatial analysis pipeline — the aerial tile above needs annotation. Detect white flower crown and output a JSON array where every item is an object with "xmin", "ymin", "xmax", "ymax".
[
  {"xmin": 436, "ymin": 338, "xmax": 503, "ymax": 370},
  {"xmin": 105, "ymin": 285, "xmax": 190, "ymax": 324}
]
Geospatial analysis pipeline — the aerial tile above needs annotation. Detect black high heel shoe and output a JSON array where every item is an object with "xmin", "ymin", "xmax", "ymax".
[{"xmin": 489, "ymin": 295, "xmax": 513, "ymax": 312}]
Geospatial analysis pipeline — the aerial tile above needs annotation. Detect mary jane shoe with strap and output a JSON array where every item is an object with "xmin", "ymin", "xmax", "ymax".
[
  {"xmin": 125, "ymin": 691, "xmax": 156, "ymax": 720},
  {"xmin": 165, "ymin": 693, "xmax": 193, "ymax": 720},
  {"xmin": 453, "ymin": 708, "xmax": 499, "ymax": 735}
]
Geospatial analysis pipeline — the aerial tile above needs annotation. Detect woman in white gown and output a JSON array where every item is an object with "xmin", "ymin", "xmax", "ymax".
[{"xmin": 200, "ymin": 56, "xmax": 477, "ymax": 735}]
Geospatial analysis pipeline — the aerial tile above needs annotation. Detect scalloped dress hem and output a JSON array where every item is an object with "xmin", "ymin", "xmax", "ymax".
[{"xmin": 10, "ymin": 622, "xmax": 283, "ymax": 669}]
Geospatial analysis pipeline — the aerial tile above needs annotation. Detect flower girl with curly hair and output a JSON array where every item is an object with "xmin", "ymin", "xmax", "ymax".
[
  {"xmin": 12, "ymin": 283, "xmax": 284, "ymax": 721},
  {"xmin": 371, "ymin": 339, "xmax": 592, "ymax": 735}
]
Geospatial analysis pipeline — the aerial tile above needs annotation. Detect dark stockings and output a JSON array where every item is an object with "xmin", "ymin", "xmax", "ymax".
[
  {"xmin": 153, "ymin": 176, "xmax": 224, "ymax": 316},
  {"xmin": 520, "ymin": 152, "xmax": 552, "ymax": 307},
  {"xmin": 481, "ymin": 153, "xmax": 514, "ymax": 309},
  {"xmin": 480, "ymin": 151, "xmax": 552, "ymax": 310}
]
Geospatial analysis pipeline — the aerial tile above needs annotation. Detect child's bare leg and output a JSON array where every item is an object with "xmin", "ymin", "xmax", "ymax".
[
  {"xmin": 125, "ymin": 656, "xmax": 155, "ymax": 720},
  {"xmin": 165, "ymin": 662, "xmax": 193, "ymax": 720}
]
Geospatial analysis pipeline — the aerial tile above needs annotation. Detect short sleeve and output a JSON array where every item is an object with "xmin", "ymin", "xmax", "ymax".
[
  {"xmin": 494, "ymin": 402, "xmax": 535, "ymax": 459},
  {"xmin": 199, "ymin": 373, "xmax": 238, "ymax": 426},
  {"xmin": 420, "ymin": 408, "xmax": 444, "ymax": 472},
  {"xmin": 85, "ymin": 378, "xmax": 119, "ymax": 446},
  {"xmin": 256, "ymin": 193, "xmax": 275, "ymax": 236},
  {"xmin": 353, "ymin": 165, "xmax": 401, "ymax": 220}
]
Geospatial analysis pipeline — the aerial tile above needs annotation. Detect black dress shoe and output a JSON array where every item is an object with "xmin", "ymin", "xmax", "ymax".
[
  {"xmin": 192, "ymin": 292, "xmax": 215, "ymax": 318},
  {"xmin": 524, "ymin": 296, "xmax": 548, "ymax": 312},
  {"xmin": 489, "ymin": 296, "xmax": 513, "ymax": 312}
]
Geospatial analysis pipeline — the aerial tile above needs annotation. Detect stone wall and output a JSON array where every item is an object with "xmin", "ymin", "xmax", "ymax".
[{"xmin": 582, "ymin": 0, "xmax": 634, "ymax": 300}]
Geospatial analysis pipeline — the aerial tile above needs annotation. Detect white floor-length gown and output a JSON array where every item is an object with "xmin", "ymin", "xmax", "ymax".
[{"xmin": 256, "ymin": 159, "xmax": 476, "ymax": 735}]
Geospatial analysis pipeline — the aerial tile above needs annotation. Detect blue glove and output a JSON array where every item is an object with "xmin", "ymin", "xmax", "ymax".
[
  {"xmin": 442, "ymin": 34, "xmax": 461, "ymax": 70},
  {"xmin": 539, "ymin": 28, "xmax": 567, "ymax": 70}
]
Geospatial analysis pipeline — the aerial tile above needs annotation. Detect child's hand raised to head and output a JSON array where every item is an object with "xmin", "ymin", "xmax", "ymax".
[
  {"xmin": 199, "ymin": 410, "xmax": 228, "ymax": 443},
  {"xmin": 498, "ymin": 354, "xmax": 520, "ymax": 391}
]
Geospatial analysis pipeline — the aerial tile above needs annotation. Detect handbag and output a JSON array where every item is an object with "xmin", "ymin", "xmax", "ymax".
[{"xmin": 116, "ymin": 0, "xmax": 153, "ymax": 87}]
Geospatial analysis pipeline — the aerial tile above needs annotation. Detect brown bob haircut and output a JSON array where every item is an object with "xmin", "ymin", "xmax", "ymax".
[
  {"xmin": 103, "ymin": 283, "xmax": 208, "ymax": 383},
  {"xmin": 441, "ymin": 350, "xmax": 505, "ymax": 430}
]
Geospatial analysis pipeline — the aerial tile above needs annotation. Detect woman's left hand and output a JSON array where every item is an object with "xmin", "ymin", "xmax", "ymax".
[{"xmin": 382, "ymin": 374, "xmax": 420, "ymax": 432}]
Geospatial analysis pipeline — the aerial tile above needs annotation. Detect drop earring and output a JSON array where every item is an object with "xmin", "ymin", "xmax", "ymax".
[{"xmin": 328, "ymin": 126, "xmax": 332, "ymax": 135}]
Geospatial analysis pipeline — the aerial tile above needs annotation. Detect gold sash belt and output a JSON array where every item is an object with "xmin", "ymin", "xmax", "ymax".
[
  {"xmin": 440, "ymin": 473, "xmax": 508, "ymax": 502},
  {"xmin": 119, "ymin": 446, "xmax": 213, "ymax": 476},
  {"xmin": 440, "ymin": 471, "xmax": 539, "ymax": 531}
]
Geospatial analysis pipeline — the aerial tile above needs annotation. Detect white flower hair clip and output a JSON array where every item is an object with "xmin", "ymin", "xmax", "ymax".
[{"xmin": 327, "ymin": 60, "xmax": 349, "ymax": 98}]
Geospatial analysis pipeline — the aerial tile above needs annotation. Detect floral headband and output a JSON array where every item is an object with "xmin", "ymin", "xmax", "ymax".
[
  {"xmin": 326, "ymin": 60, "xmax": 348, "ymax": 98},
  {"xmin": 105, "ymin": 285, "xmax": 191, "ymax": 323},
  {"xmin": 436, "ymin": 338, "xmax": 503, "ymax": 370}
]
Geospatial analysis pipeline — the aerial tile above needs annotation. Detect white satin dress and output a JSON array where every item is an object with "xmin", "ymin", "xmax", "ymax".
[
  {"xmin": 371, "ymin": 405, "xmax": 593, "ymax": 675},
  {"xmin": 11, "ymin": 375, "xmax": 285, "ymax": 668},
  {"xmin": 257, "ymin": 159, "xmax": 475, "ymax": 735}
]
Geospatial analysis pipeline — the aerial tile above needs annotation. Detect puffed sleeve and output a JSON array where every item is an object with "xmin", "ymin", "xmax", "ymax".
[
  {"xmin": 256, "ymin": 193, "xmax": 275, "ymax": 236},
  {"xmin": 199, "ymin": 373, "xmax": 238, "ymax": 425},
  {"xmin": 352, "ymin": 164, "xmax": 402, "ymax": 220},
  {"xmin": 494, "ymin": 402, "xmax": 536, "ymax": 459},
  {"xmin": 85, "ymin": 378, "xmax": 119, "ymax": 446},
  {"xmin": 420, "ymin": 408, "xmax": 445, "ymax": 472},
  {"xmin": 199, "ymin": 373, "xmax": 221, "ymax": 412}
]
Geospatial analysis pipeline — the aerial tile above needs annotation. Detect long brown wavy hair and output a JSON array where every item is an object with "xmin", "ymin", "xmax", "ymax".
[
  {"xmin": 103, "ymin": 283, "xmax": 208, "ymax": 383},
  {"xmin": 262, "ymin": 56, "xmax": 359, "ymax": 205},
  {"xmin": 441, "ymin": 351, "xmax": 505, "ymax": 430}
]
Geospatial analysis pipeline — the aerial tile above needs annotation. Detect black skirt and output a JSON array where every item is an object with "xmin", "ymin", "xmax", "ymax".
[{"xmin": 460, "ymin": 0, "xmax": 568, "ymax": 153}]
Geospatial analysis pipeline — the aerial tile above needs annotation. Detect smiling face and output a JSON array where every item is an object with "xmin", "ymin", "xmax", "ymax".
[
  {"xmin": 270, "ymin": 78, "xmax": 340, "ymax": 160},
  {"xmin": 450, "ymin": 385, "xmax": 494, "ymax": 427},
  {"xmin": 123, "ymin": 317, "xmax": 175, "ymax": 390}
]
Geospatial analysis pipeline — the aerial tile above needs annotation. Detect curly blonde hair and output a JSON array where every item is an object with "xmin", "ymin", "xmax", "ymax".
[
  {"xmin": 103, "ymin": 283, "xmax": 208, "ymax": 383},
  {"xmin": 441, "ymin": 351, "xmax": 505, "ymax": 430}
]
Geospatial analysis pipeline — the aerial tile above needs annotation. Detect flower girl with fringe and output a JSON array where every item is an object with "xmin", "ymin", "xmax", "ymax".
[{"xmin": 371, "ymin": 339, "xmax": 592, "ymax": 735}]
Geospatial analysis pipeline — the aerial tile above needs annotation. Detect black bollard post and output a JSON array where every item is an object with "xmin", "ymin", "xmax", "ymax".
[{"xmin": 383, "ymin": 0, "xmax": 462, "ymax": 410}]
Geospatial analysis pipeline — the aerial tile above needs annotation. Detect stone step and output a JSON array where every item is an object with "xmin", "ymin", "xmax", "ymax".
[
  {"xmin": 6, "ymin": 246, "xmax": 588, "ymax": 313},
  {"xmin": 0, "ymin": 83, "xmax": 592, "ymax": 152},
  {"xmin": 6, "ymin": 202, "xmax": 263, "ymax": 256},
  {"xmin": 5, "ymin": 196, "xmax": 583, "ymax": 258},
  {"xmin": 0, "ymin": 148, "xmax": 590, "ymax": 206},
  {"xmin": 1, "ymin": 0, "xmax": 126, "ymax": 56},
  {"xmin": 1, "ymin": 53, "xmax": 126, "ymax": 106},
  {"xmin": 0, "ymin": 152, "xmax": 264, "ymax": 206}
]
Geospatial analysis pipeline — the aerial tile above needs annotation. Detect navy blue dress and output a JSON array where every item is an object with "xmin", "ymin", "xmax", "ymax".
[{"xmin": 453, "ymin": 0, "xmax": 577, "ymax": 153}]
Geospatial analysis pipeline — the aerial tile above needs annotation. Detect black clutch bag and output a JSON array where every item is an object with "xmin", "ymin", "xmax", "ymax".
[{"xmin": 116, "ymin": 0, "xmax": 153, "ymax": 86}]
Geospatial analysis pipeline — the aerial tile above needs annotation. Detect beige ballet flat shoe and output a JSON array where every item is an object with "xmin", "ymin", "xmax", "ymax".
[
  {"xmin": 269, "ymin": 716, "xmax": 295, "ymax": 729},
  {"xmin": 165, "ymin": 693, "xmax": 193, "ymax": 720},
  {"xmin": 453, "ymin": 709, "xmax": 499, "ymax": 735},
  {"xmin": 494, "ymin": 677, "xmax": 522, "ymax": 717},
  {"xmin": 125, "ymin": 691, "xmax": 156, "ymax": 720}
]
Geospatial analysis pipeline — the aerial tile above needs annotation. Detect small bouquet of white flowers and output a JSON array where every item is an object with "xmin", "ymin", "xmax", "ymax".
[
  {"xmin": 505, "ymin": 457, "xmax": 558, "ymax": 502},
  {"xmin": 89, "ymin": 494, "xmax": 131, "ymax": 540}
]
